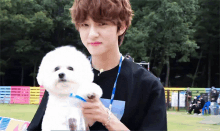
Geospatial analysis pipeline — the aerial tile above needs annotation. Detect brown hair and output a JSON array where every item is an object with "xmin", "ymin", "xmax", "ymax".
[{"xmin": 69, "ymin": 0, "xmax": 134, "ymax": 46}]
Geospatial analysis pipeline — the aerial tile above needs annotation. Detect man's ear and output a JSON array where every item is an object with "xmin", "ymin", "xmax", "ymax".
[{"xmin": 118, "ymin": 22, "xmax": 127, "ymax": 36}]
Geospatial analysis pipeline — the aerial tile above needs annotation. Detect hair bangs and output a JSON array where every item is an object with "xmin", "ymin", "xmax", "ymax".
[{"xmin": 70, "ymin": 0, "xmax": 134, "ymax": 46}]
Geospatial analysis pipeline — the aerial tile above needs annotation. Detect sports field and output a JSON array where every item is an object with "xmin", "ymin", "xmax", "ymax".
[{"xmin": 0, "ymin": 104, "xmax": 220, "ymax": 131}]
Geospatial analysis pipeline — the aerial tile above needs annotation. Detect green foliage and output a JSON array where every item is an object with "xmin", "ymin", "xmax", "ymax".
[
  {"xmin": 0, "ymin": 0, "xmax": 219, "ymax": 86},
  {"xmin": 193, "ymin": 0, "xmax": 220, "ymax": 87},
  {"xmin": 122, "ymin": 0, "xmax": 199, "ymax": 76},
  {"xmin": 0, "ymin": 59, "xmax": 7, "ymax": 76},
  {"xmin": 0, "ymin": 0, "xmax": 80, "ymax": 85},
  {"xmin": 194, "ymin": 0, "xmax": 219, "ymax": 53}
]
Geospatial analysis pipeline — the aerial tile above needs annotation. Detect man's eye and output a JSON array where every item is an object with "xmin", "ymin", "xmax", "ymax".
[
  {"xmin": 67, "ymin": 67, "xmax": 74, "ymax": 71},
  {"xmin": 99, "ymin": 23, "xmax": 107, "ymax": 26},
  {"xmin": 55, "ymin": 67, "xmax": 60, "ymax": 71},
  {"xmin": 81, "ymin": 23, "xmax": 89, "ymax": 27}
]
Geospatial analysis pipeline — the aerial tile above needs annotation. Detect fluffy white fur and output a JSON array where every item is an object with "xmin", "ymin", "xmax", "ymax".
[{"xmin": 37, "ymin": 46, "xmax": 103, "ymax": 131}]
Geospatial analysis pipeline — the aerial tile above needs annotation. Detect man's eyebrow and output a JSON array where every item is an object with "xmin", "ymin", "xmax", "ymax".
[{"xmin": 82, "ymin": 19, "xmax": 89, "ymax": 22}]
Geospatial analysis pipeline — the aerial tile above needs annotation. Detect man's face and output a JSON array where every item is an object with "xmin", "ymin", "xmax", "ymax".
[{"xmin": 78, "ymin": 17, "xmax": 125, "ymax": 56}]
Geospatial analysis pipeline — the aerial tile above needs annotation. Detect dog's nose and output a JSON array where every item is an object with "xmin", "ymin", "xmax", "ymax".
[{"xmin": 59, "ymin": 73, "xmax": 65, "ymax": 78}]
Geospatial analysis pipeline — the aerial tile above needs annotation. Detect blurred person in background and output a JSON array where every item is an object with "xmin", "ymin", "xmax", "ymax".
[
  {"xmin": 188, "ymin": 96, "xmax": 197, "ymax": 114},
  {"xmin": 210, "ymin": 86, "xmax": 219, "ymax": 103},
  {"xmin": 185, "ymin": 87, "xmax": 192, "ymax": 110},
  {"xmin": 194, "ymin": 95, "xmax": 205, "ymax": 115}
]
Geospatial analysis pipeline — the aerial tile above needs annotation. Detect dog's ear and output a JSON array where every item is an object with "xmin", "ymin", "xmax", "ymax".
[
  {"xmin": 36, "ymin": 53, "xmax": 48, "ymax": 86},
  {"xmin": 36, "ymin": 66, "xmax": 43, "ymax": 86}
]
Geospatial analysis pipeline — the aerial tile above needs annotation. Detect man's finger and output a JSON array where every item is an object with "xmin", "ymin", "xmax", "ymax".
[
  {"xmin": 81, "ymin": 101, "xmax": 99, "ymax": 108},
  {"xmin": 82, "ymin": 108, "xmax": 98, "ymax": 114}
]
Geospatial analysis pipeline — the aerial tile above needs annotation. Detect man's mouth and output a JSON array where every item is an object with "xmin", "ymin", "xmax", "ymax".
[{"xmin": 90, "ymin": 42, "xmax": 102, "ymax": 46}]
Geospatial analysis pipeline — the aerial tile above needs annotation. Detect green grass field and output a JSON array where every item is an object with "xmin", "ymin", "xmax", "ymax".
[
  {"xmin": 0, "ymin": 104, "xmax": 39, "ymax": 122},
  {"xmin": 167, "ymin": 111, "xmax": 220, "ymax": 131},
  {"xmin": 0, "ymin": 104, "xmax": 220, "ymax": 131}
]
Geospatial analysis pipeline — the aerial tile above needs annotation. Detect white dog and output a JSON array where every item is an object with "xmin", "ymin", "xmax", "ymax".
[{"xmin": 37, "ymin": 46, "xmax": 103, "ymax": 131}]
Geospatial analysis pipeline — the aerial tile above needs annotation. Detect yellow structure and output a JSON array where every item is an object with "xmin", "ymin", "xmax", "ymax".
[
  {"xmin": 29, "ymin": 87, "xmax": 40, "ymax": 104},
  {"xmin": 164, "ymin": 87, "xmax": 186, "ymax": 103}
]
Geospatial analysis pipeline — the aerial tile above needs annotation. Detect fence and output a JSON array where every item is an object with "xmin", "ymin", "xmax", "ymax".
[
  {"xmin": 0, "ymin": 86, "xmax": 45, "ymax": 105},
  {"xmin": 1, "ymin": 86, "xmax": 219, "ymax": 106},
  {"xmin": 164, "ymin": 87, "xmax": 220, "ymax": 111},
  {"xmin": 0, "ymin": 86, "xmax": 11, "ymax": 104}
]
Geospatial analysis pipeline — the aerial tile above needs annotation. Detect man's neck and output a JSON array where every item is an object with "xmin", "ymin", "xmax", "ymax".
[{"xmin": 91, "ymin": 51, "xmax": 121, "ymax": 71}]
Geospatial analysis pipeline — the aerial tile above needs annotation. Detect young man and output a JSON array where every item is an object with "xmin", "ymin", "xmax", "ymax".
[
  {"xmin": 27, "ymin": 0, "xmax": 167, "ymax": 130},
  {"xmin": 70, "ymin": 0, "xmax": 167, "ymax": 130}
]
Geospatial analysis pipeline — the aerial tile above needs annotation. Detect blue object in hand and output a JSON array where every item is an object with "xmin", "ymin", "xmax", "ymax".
[{"xmin": 69, "ymin": 93, "xmax": 87, "ymax": 102}]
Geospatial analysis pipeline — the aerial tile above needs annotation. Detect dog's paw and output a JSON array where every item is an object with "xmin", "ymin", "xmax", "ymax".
[
  {"xmin": 68, "ymin": 118, "xmax": 77, "ymax": 131},
  {"xmin": 77, "ymin": 83, "xmax": 103, "ymax": 100},
  {"xmin": 87, "ymin": 93, "xmax": 96, "ymax": 99}
]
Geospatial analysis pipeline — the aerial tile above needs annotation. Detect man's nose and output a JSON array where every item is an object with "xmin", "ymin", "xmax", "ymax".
[{"xmin": 88, "ymin": 26, "xmax": 99, "ymax": 38}]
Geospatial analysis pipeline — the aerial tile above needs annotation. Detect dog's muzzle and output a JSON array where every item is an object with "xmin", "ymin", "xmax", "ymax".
[{"xmin": 59, "ymin": 73, "xmax": 65, "ymax": 78}]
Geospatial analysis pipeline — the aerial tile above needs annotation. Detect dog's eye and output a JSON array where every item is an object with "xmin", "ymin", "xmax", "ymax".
[
  {"xmin": 55, "ymin": 67, "xmax": 60, "ymax": 71},
  {"xmin": 67, "ymin": 67, "xmax": 74, "ymax": 71}
]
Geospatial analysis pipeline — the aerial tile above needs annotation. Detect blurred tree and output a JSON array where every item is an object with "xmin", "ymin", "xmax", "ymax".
[
  {"xmin": 0, "ymin": 0, "xmax": 54, "ymax": 86},
  {"xmin": 122, "ymin": 0, "xmax": 199, "ymax": 87},
  {"xmin": 0, "ymin": 0, "xmax": 219, "ymax": 87},
  {"xmin": 0, "ymin": 0, "xmax": 80, "ymax": 86},
  {"xmin": 193, "ymin": 0, "xmax": 220, "ymax": 87}
]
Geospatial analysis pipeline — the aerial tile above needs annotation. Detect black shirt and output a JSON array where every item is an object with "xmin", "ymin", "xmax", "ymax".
[
  {"xmin": 191, "ymin": 99, "xmax": 197, "ymax": 105},
  {"xmin": 27, "ymin": 58, "xmax": 167, "ymax": 131}
]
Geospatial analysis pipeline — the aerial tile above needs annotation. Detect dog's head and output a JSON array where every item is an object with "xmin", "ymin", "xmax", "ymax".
[{"xmin": 37, "ymin": 46, "xmax": 93, "ymax": 95}]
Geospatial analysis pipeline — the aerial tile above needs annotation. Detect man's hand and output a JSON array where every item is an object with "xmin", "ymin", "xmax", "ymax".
[
  {"xmin": 81, "ymin": 96, "xmax": 109, "ymax": 125},
  {"xmin": 81, "ymin": 96, "xmax": 129, "ymax": 130}
]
